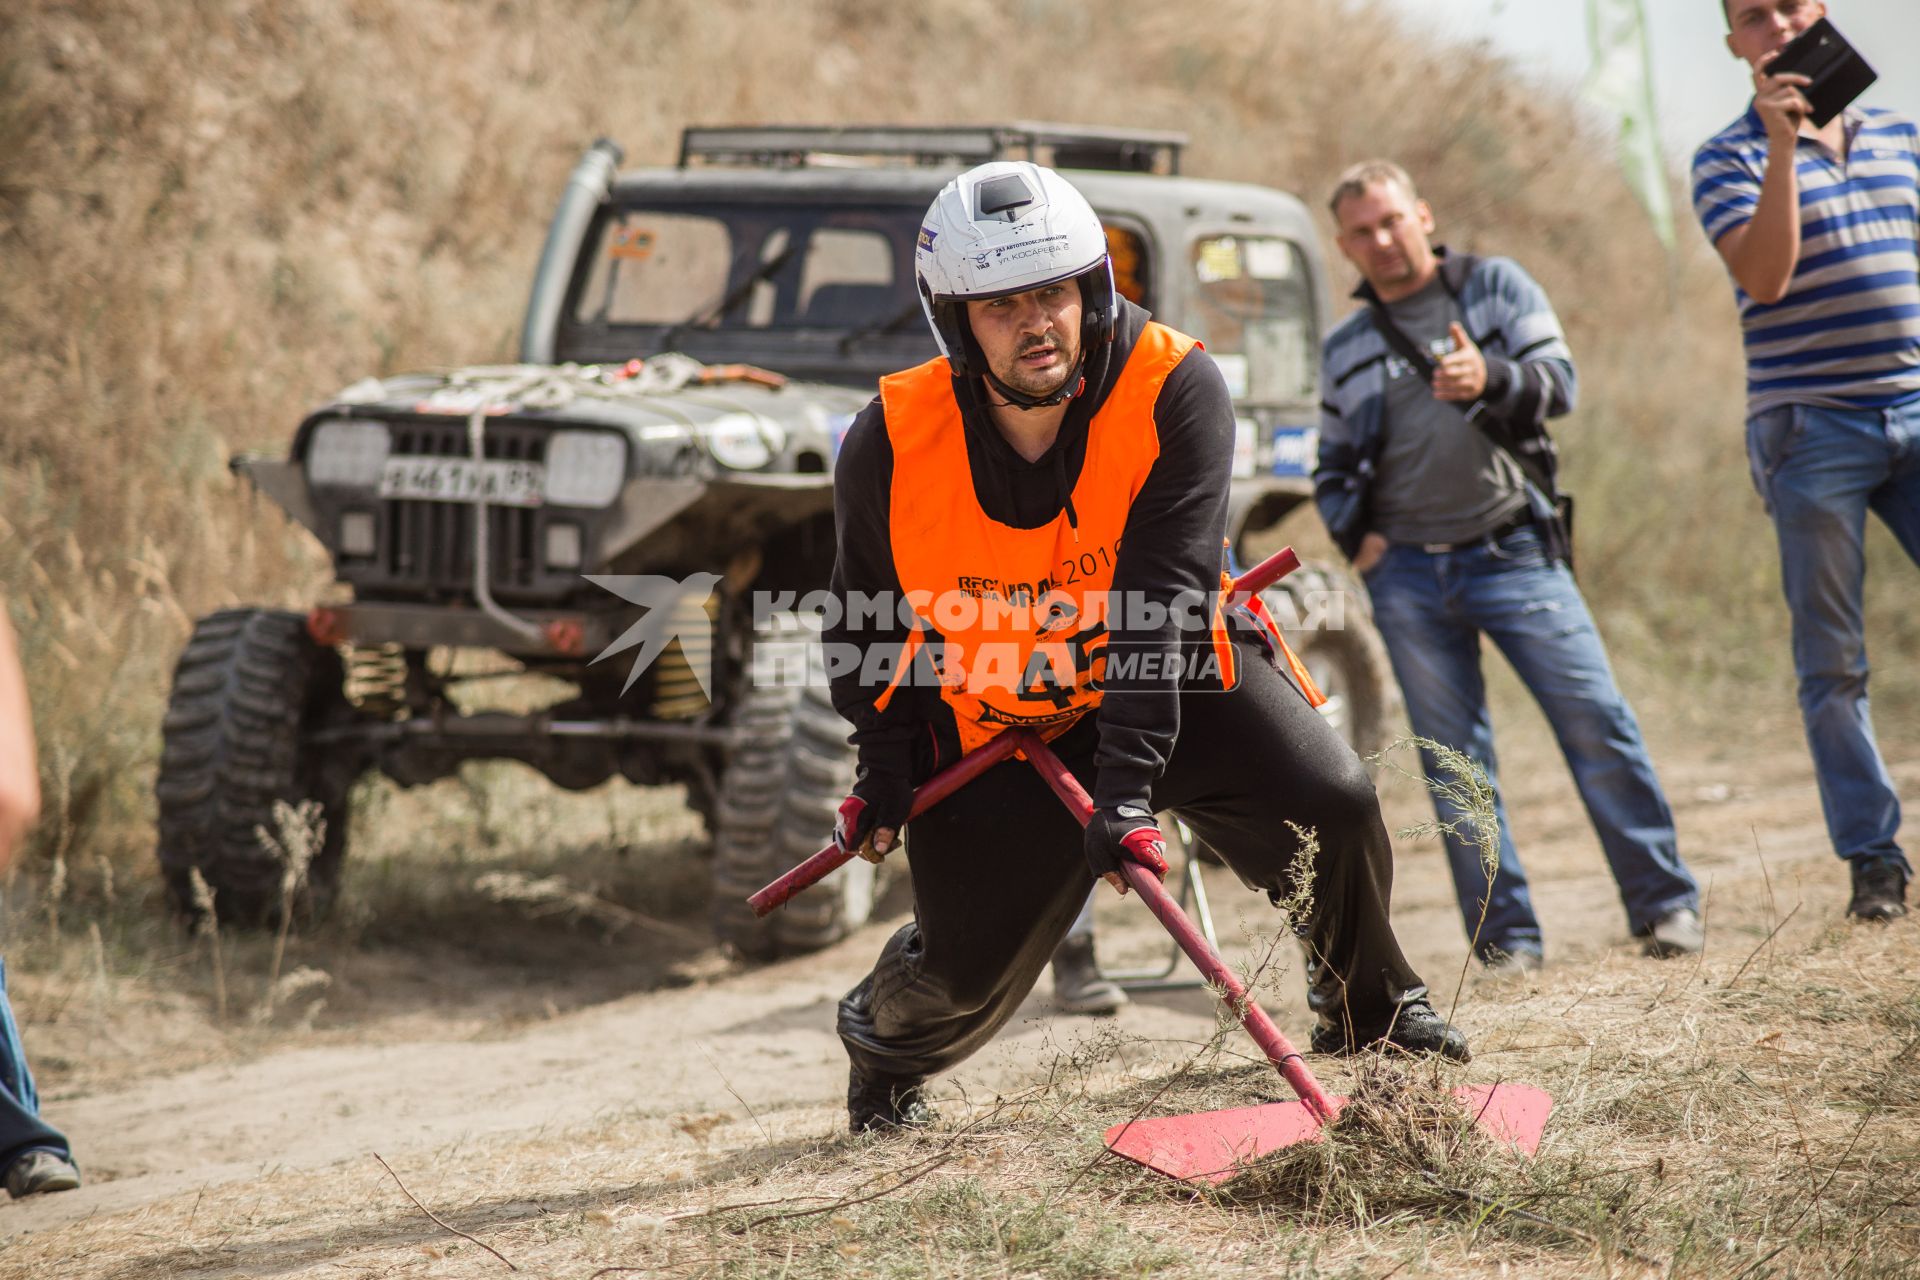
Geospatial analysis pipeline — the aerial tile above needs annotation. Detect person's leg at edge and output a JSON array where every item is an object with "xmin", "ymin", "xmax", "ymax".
[
  {"xmin": 1365, "ymin": 549, "xmax": 1543, "ymax": 961},
  {"xmin": 1153, "ymin": 644, "xmax": 1467, "ymax": 1060},
  {"xmin": 1849, "ymin": 396, "xmax": 1920, "ymax": 916},
  {"xmin": 837, "ymin": 726, "xmax": 1100, "ymax": 1127},
  {"xmin": 1049, "ymin": 888, "xmax": 1128, "ymax": 1014},
  {"xmin": 1768, "ymin": 405, "xmax": 1909, "ymax": 911},
  {"xmin": 1872, "ymin": 393, "xmax": 1920, "ymax": 571},
  {"xmin": 0, "ymin": 956, "xmax": 79, "ymax": 1197},
  {"xmin": 1469, "ymin": 532, "xmax": 1699, "ymax": 940}
]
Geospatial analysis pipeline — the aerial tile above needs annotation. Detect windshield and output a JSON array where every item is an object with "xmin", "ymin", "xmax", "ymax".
[
  {"xmin": 1184, "ymin": 234, "xmax": 1318, "ymax": 407},
  {"xmin": 572, "ymin": 204, "xmax": 924, "ymax": 334}
]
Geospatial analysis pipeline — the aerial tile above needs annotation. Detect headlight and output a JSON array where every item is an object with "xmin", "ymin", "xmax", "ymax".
[
  {"xmin": 307, "ymin": 419, "xmax": 391, "ymax": 487},
  {"xmin": 545, "ymin": 431, "xmax": 627, "ymax": 508}
]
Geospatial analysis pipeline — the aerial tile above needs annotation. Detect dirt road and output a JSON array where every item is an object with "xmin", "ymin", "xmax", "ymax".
[{"xmin": 4, "ymin": 721, "xmax": 1909, "ymax": 1270}]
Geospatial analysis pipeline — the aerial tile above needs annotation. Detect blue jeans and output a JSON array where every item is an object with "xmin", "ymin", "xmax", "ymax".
[
  {"xmin": 0, "ymin": 956, "xmax": 72, "ymax": 1173},
  {"xmin": 1746, "ymin": 398, "xmax": 1920, "ymax": 876},
  {"xmin": 1365, "ymin": 526, "xmax": 1698, "ymax": 954}
]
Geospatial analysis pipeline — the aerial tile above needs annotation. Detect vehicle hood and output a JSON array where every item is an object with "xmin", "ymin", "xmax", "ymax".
[{"xmin": 306, "ymin": 359, "xmax": 872, "ymax": 476}]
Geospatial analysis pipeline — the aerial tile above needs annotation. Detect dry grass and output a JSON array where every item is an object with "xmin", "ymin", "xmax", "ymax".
[{"xmin": 13, "ymin": 896, "xmax": 1914, "ymax": 1280}]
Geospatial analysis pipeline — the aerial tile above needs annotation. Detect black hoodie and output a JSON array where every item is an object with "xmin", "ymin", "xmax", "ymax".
[{"xmin": 823, "ymin": 299, "xmax": 1236, "ymax": 809}]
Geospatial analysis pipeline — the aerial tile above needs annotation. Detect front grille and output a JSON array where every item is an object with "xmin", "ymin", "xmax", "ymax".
[{"xmin": 381, "ymin": 419, "xmax": 549, "ymax": 599}]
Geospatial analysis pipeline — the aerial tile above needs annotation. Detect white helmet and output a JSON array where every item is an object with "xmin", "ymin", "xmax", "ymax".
[{"xmin": 914, "ymin": 161, "xmax": 1118, "ymax": 387}]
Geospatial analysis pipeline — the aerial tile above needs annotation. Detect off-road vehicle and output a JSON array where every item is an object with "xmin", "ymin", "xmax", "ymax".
[{"xmin": 157, "ymin": 124, "xmax": 1394, "ymax": 958}]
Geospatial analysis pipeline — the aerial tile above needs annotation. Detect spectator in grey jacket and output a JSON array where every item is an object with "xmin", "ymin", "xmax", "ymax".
[{"xmin": 1314, "ymin": 161, "xmax": 1702, "ymax": 972}]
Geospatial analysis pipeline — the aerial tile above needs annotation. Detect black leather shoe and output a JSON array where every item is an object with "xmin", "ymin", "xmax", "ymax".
[
  {"xmin": 1311, "ymin": 1000, "xmax": 1471, "ymax": 1063},
  {"xmin": 1849, "ymin": 860, "xmax": 1909, "ymax": 922},
  {"xmin": 847, "ymin": 1068, "xmax": 936, "ymax": 1133}
]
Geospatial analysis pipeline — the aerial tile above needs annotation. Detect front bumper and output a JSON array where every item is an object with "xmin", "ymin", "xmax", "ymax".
[{"xmin": 307, "ymin": 601, "xmax": 622, "ymax": 659}]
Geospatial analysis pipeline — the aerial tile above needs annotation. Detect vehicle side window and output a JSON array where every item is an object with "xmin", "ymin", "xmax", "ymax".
[
  {"xmin": 796, "ymin": 227, "xmax": 896, "ymax": 327},
  {"xmin": 574, "ymin": 211, "xmax": 735, "ymax": 326},
  {"xmin": 1186, "ymin": 235, "xmax": 1317, "ymax": 406},
  {"xmin": 1105, "ymin": 224, "xmax": 1151, "ymax": 308}
]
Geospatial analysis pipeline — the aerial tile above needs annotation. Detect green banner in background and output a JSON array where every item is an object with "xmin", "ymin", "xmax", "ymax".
[{"xmin": 1584, "ymin": 0, "xmax": 1676, "ymax": 253}]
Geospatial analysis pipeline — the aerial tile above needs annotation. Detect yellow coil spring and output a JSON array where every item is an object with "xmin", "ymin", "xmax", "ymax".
[
  {"xmin": 343, "ymin": 643, "xmax": 408, "ymax": 721},
  {"xmin": 648, "ymin": 592, "xmax": 716, "ymax": 720}
]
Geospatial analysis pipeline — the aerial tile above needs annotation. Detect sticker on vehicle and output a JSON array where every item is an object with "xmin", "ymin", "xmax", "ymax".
[
  {"xmin": 610, "ymin": 227, "xmax": 656, "ymax": 260},
  {"xmin": 1195, "ymin": 237, "xmax": 1242, "ymax": 284},
  {"xmin": 1270, "ymin": 425, "xmax": 1320, "ymax": 477}
]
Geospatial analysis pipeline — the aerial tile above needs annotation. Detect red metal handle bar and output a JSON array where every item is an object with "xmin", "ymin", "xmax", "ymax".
[
  {"xmin": 1226, "ymin": 546, "xmax": 1300, "ymax": 607},
  {"xmin": 747, "ymin": 728, "xmax": 1023, "ymax": 916},
  {"xmin": 746, "ymin": 545, "xmax": 1305, "ymax": 919},
  {"xmin": 1014, "ymin": 729, "xmax": 1339, "ymax": 1122}
]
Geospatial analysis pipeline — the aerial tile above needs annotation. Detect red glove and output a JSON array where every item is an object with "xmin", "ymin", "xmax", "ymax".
[
  {"xmin": 1084, "ymin": 803, "xmax": 1169, "ymax": 883},
  {"xmin": 834, "ymin": 764, "xmax": 913, "ymax": 862}
]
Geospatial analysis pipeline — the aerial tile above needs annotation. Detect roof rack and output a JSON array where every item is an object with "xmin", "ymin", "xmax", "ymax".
[{"xmin": 678, "ymin": 122, "xmax": 1186, "ymax": 175}]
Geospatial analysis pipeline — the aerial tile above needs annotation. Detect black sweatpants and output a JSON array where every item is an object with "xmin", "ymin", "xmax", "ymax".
[{"xmin": 838, "ymin": 642, "xmax": 1430, "ymax": 1083}]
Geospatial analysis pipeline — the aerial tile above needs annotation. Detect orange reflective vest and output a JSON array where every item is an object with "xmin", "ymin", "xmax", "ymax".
[{"xmin": 876, "ymin": 322, "xmax": 1239, "ymax": 755}]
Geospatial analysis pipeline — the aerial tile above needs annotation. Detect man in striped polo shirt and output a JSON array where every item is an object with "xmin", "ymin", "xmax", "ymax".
[
  {"xmin": 1315, "ymin": 161, "xmax": 1702, "ymax": 973},
  {"xmin": 1693, "ymin": 0, "xmax": 1919, "ymax": 922}
]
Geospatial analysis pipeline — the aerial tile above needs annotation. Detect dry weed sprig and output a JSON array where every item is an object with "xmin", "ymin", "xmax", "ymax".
[
  {"xmin": 373, "ymin": 1151, "xmax": 520, "ymax": 1272},
  {"xmin": 1374, "ymin": 736, "xmax": 1501, "ymax": 1023},
  {"xmin": 1275, "ymin": 820, "xmax": 1318, "ymax": 936},
  {"xmin": 253, "ymin": 798, "xmax": 324, "ymax": 1017},
  {"xmin": 86, "ymin": 920, "xmax": 108, "ymax": 1004},
  {"xmin": 41, "ymin": 852, "xmax": 65, "ymax": 938},
  {"xmin": 252, "ymin": 965, "xmax": 331, "ymax": 1030},
  {"xmin": 694, "ymin": 1041, "xmax": 770, "ymax": 1143},
  {"xmin": 186, "ymin": 866, "xmax": 227, "ymax": 1023}
]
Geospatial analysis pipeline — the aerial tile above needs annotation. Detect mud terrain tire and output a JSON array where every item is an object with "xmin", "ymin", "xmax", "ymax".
[
  {"xmin": 156, "ymin": 609, "xmax": 355, "ymax": 926},
  {"xmin": 710, "ymin": 619, "xmax": 876, "ymax": 960}
]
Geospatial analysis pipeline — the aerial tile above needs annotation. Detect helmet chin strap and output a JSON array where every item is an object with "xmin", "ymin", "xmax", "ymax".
[{"xmin": 981, "ymin": 355, "xmax": 1086, "ymax": 411}]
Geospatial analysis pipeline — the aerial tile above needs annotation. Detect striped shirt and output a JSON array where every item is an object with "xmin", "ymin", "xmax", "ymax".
[{"xmin": 1692, "ymin": 105, "xmax": 1920, "ymax": 416}]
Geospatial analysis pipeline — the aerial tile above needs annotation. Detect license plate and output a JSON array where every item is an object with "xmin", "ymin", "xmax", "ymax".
[{"xmin": 377, "ymin": 457, "xmax": 545, "ymax": 507}]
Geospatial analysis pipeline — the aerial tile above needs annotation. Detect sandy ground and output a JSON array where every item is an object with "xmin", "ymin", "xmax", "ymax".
[{"xmin": 3, "ymin": 699, "xmax": 1913, "ymax": 1271}]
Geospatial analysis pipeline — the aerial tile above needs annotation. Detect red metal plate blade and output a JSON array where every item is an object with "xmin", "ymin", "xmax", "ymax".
[
  {"xmin": 1451, "ymin": 1083, "xmax": 1553, "ymax": 1155},
  {"xmin": 1104, "ymin": 1083, "xmax": 1553, "ymax": 1184},
  {"xmin": 1103, "ymin": 1098, "xmax": 1341, "ymax": 1185}
]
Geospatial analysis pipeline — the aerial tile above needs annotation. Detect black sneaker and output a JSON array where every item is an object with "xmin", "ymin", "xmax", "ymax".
[
  {"xmin": 1050, "ymin": 933, "xmax": 1128, "ymax": 1016},
  {"xmin": 847, "ymin": 1068, "xmax": 936, "ymax": 1133},
  {"xmin": 1310, "ymin": 1000, "xmax": 1471, "ymax": 1063},
  {"xmin": 1848, "ymin": 861, "xmax": 1909, "ymax": 922}
]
